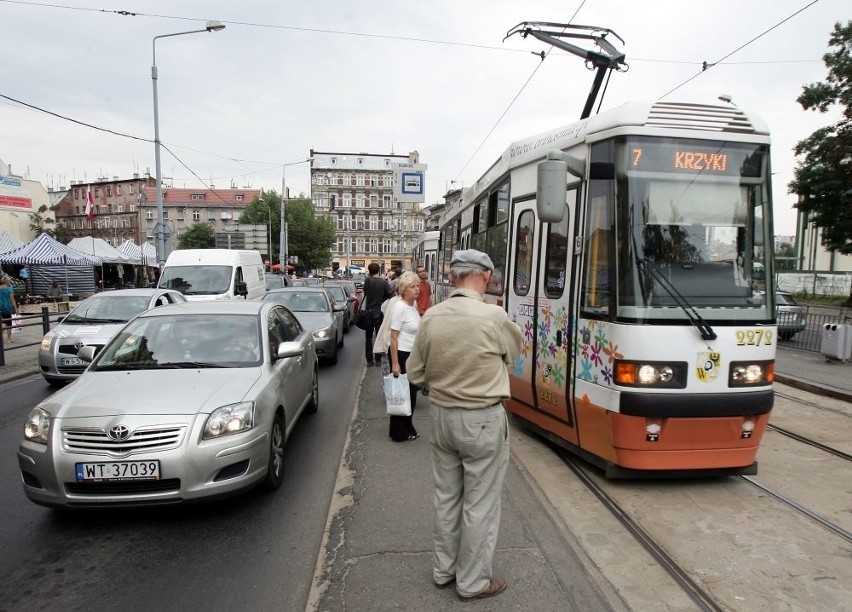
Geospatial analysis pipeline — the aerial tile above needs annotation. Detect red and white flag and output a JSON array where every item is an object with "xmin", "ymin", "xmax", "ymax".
[{"xmin": 84, "ymin": 186, "xmax": 94, "ymax": 222}]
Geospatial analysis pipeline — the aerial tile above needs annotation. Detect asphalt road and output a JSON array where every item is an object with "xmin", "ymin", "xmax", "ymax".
[{"xmin": 0, "ymin": 329, "xmax": 362, "ymax": 612}]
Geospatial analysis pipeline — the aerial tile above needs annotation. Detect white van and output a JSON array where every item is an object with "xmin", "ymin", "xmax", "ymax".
[{"xmin": 157, "ymin": 249, "xmax": 266, "ymax": 301}]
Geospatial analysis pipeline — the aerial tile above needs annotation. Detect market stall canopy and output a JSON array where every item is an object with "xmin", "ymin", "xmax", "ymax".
[
  {"xmin": 68, "ymin": 237, "xmax": 137, "ymax": 264},
  {"xmin": 0, "ymin": 230, "xmax": 24, "ymax": 254},
  {"xmin": 118, "ymin": 240, "xmax": 159, "ymax": 267},
  {"xmin": 0, "ymin": 232, "xmax": 101, "ymax": 266}
]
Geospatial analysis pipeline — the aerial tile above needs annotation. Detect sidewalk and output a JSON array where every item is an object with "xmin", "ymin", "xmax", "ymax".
[
  {"xmin": 0, "ymin": 314, "xmax": 46, "ymax": 384},
  {"xmin": 308, "ymin": 367, "xmax": 623, "ymax": 610}
]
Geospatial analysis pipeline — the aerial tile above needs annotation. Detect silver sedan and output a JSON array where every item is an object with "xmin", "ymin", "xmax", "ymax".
[
  {"xmin": 19, "ymin": 300, "xmax": 318, "ymax": 508},
  {"xmin": 38, "ymin": 288, "xmax": 186, "ymax": 387}
]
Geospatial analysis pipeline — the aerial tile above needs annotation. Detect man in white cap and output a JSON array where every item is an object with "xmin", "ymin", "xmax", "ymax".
[{"xmin": 407, "ymin": 249, "xmax": 522, "ymax": 601}]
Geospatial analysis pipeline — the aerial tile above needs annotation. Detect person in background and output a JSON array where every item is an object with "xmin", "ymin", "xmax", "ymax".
[
  {"xmin": 48, "ymin": 281, "xmax": 62, "ymax": 297},
  {"xmin": 362, "ymin": 262, "xmax": 392, "ymax": 366},
  {"xmin": 0, "ymin": 274, "xmax": 19, "ymax": 344},
  {"xmin": 387, "ymin": 271, "xmax": 421, "ymax": 442},
  {"xmin": 406, "ymin": 249, "xmax": 522, "ymax": 601},
  {"xmin": 416, "ymin": 265, "xmax": 432, "ymax": 316}
]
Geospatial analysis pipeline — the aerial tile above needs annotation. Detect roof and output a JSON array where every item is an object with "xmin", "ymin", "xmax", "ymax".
[
  {"xmin": 68, "ymin": 237, "xmax": 135, "ymax": 264},
  {"xmin": 0, "ymin": 232, "xmax": 101, "ymax": 266},
  {"xmin": 140, "ymin": 187, "xmax": 261, "ymax": 207},
  {"xmin": 0, "ymin": 231, "xmax": 25, "ymax": 254}
]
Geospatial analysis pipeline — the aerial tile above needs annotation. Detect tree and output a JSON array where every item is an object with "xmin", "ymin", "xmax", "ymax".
[
  {"xmin": 177, "ymin": 223, "xmax": 215, "ymax": 249},
  {"xmin": 775, "ymin": 242, "xmax": 797, "ymax": 271},
  {"xmin": 28, "ymin": 204, "xmax": 57, "ymax": 237},
  {"xmin": 239, "ymin": 191, "xmax": 282, "ymax": 261},
  {"xmin": 238, "ymin": 192, "xmax": 336, "ymax": 271},
  {"xmin": 286, "ymin": 197, "xmax": 337, "ymax": 271},
  {"xmin": 788, "ymin": 21, "xmax": 852, "ymax": 258}
]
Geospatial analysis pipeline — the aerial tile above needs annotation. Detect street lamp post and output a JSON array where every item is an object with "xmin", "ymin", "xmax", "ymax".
[
  {"xmin": 279, "ymin": 157, "xmax": 313, "ymax": 272},
  {"xmin": 152, "ymin": 20, "xmax": 225, "ymax": 266}
]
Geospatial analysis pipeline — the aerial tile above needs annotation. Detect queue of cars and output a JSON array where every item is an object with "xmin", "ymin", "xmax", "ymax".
[{"xmin": 19, "ymin": 258, "xmax": 364, "ymax": 509}]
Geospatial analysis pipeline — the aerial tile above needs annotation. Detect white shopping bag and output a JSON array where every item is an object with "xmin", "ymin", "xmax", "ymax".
[
  {"xmin": 11, "ymin": 313, "xmax": 22, "ymax": 334},
  {"xmin": 383, "ymin": 374, "xmax": 412, "ymax": 416}
]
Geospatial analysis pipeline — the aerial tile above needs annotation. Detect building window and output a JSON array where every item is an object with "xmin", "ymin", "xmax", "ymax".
[
  {"xmin": 106, "ymin": 186, "xmax": 112, "ymax": 197},
  {"xmin": 117, "ymin": 204, "xmax": 123, "ymax": 213},
  {"xmin": 193, "ymin": 209, "xmax": 200, "ymax": 221},
  {"xmin": 117, "ymin": 185, "xmax": 123, "ymax": 195},
  {"xmin": 129, "ymin": 184, "xmax": 134, "ymax": 194},
  {"xmin": 343, "ymin": 193, "xmax": 351, "ymax": 208},
  {"xmin": 94, "ymin": 188, "xmax": 100, "ymax": 197},
  {"xmin": 192, "ymin": 194, "xmax": 203, "ymax": 201},
  {"xmin": 235, "ymin": 195, "xmax": 243, "ymax": 201},
  {"xmin": 146, "ymin": 210, "xmax": 155, "ymax": 220},
  {"xmin": 383, "ymin": 195, "xmax": 391, "ymax": 208},
  {"xmin": 74, "ymin": 188, "xmax": 79, "ymax": 200},
  {"xmin": 162, "ymin": 211, "xmax": 169, "ymax": 220},
  {"xmin": 370, "ymin": 238, "xmax": 378, "ymax": 253},
  {"xmin": 130, "ymin": 204, "xmax": 136, "ymax": 213}
]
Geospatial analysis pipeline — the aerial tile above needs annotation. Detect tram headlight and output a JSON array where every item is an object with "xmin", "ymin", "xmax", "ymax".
[
  {"xmin": 614, "ymin": 361, "xmax": 686, "ymax": 388},
  {"xmin": 729, "ymin": 360, "xmax": 774, "ymax": 387}
]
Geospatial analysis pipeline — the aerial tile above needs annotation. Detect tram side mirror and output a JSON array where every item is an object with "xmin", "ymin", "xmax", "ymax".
[{"xmin": 537, "ymin": 159, "xmax": 569, "ymax": 223}]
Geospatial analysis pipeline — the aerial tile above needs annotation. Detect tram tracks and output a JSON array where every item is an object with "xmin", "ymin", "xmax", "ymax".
[
  {"xmin": 774, "ymin": 390, "xmax": 852, "ymax": 419},
  {"xmin": 766, "ymin": 423, "xmax": 852, "ymax": 462},
  {"xmin": 555, "ymin": 449, "xmax": 724, "ymax": 612}
]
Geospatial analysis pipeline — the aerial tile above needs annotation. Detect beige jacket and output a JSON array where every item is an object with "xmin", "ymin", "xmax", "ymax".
[
  {"xmin": 373, "ymin": 296, "xmax": 401, "ymax": 355},
  {"xmin": 407, "ymin": 288, "xmax": 522, "ymax": 409}
]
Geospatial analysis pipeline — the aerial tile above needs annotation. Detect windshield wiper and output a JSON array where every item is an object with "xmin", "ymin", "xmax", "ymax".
[
  {"xmin": 637, "ymin": 259, "xmax": 717, "ymax": 341},
  {"xmin": 155, "ymin": 361, "xmax": 227, "ymax": 368},
  {"xmin": 94, "ymin": 362, "xmax": 158, "ymax": 370},
  {"xmin": 67, "ymin": 317, "xmax": 127, "ymax": 324}
]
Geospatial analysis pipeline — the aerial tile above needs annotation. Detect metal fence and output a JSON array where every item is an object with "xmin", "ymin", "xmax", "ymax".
[
  {"xmin": 0, "ymin": 307, "xmax": 60, "ymax": 367},
  {"xmin": 779, "ymin": 304, "xmax": 852, "ymax": 353}
]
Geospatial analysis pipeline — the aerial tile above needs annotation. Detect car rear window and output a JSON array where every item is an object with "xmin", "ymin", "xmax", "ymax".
[{"xmin": 776, "ymin": 293, "xmax": 800, "ymax": 306}]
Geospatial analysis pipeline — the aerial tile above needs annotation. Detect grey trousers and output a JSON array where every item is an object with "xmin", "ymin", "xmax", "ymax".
[{"xmin": 430, "ymin": 403, "xmax": 509, "ymax": 596}]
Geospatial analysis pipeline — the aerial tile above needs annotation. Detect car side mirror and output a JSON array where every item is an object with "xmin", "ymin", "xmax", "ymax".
[
  {"xmin": 78, "ymin": 346, "xmax": 97, "ymax": 362},
  {"xmin": 277, "ymin": 341, "xmax": 304, "ymax": 359},
  {"xmin": 235, "ymin": 281, "xmax": 248, "ymax": 297}
]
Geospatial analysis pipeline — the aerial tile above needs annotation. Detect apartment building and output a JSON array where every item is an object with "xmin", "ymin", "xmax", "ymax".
[
  {"xmin": 310, "ymin": 149, "xmax": 426, "ymax": 273},
  {"xmin": 54, "ymin": 175, "xmax": 156, "ymax": 246}
]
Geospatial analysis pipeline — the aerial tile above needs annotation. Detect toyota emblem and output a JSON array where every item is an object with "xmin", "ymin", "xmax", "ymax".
[{"xmin": 107, "ymin": 425, "xmax": 131, "ymax": 441}]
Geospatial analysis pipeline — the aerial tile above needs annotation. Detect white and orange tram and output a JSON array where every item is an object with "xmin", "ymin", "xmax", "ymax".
[{"xmin": 433, "ymin": 100, "xmax": 777, "ymax": 477}]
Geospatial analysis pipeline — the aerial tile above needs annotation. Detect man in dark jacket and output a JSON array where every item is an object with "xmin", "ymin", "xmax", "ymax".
[{"xmin": 362, "ymin": 262, "xmax": 392, "ymax": 366}]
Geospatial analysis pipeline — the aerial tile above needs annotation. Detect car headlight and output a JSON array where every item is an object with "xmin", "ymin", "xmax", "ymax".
[
  {"xmin": 312, "ymin": 326, "xmax": 331, "ymax": 339},
  {"xmin": 729, "ymin": 361, "xmax": 774, "ymax": 387},
  {"xmin": 40, "ymin": 333, "xmax": 55, "ymax": 351},
  {"xmin": 203, "ymin": 402, "xmax": 255, "ymax": 439},
  {"xmin": 24, "ymin": 407, "xmax": 51, "ymax": 445},
  {"xmin": 614, "ymin": 360, "xmax": 686, "ymax": 388}
]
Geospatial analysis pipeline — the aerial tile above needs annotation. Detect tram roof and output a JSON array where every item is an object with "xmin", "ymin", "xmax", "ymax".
[{"xmin": 452, "ymin": 100, "xmax": 770, "ymax": 218}]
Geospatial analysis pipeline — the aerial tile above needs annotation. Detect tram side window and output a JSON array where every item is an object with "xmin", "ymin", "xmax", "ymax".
[
  {"xmin": 582, "ymin": 188, "xmax": 613, "ymax": 317},
  {"xmin": 544, "ymin": 189, "xmax": 576, "ymax": 298},
  {"xmin": 441, "ymin": 224, "xmax": 455, "ymax": 282},
  {"xmin": 514, "ymin": 210, "xmax": 535, "ymax": 296}
]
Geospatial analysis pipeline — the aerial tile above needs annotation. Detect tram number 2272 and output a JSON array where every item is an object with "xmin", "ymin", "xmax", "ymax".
[{"xmin": 735, "ymin": 329, "xmax": 773, "ymax": 346}]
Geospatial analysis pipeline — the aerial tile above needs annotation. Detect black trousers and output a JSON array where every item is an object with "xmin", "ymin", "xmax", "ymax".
[{"xmin": 388, "ymin": 349, "xmax": 419, "ymax": 441}]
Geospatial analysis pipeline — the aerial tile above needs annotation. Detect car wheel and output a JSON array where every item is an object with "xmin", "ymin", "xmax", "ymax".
[
  {"xmin": 306, "ymin": 367, "xmax": 319, "ymax": 413},
  {"xmin": 778, "ymin": 331, "xmax": 794, "ymax": 341},
  {"xmin": 263, "ymin": 412, "xmax": 285, "ymax": 491},
  {"xmin": 338, "ymin": 329, "xmax": 344, "ymax": 348},
  {"xmin": 328, "ymin": 344, "xmax": 338, "ymax": 365},
  {"xmin": 45, "ymin": 377, "xmax": 66, "ymax": 388}
]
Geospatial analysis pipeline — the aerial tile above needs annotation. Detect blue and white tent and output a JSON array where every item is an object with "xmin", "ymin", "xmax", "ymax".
[
  {"xmin": 0, "ymin": 231, "xmax": 24, "ymax": 255},
  {"xmin": 0, "ymin": 232, "xmax": 99, "ymax": 295}
]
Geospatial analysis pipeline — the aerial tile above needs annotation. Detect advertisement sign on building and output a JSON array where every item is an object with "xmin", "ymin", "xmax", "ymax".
[{"xmin": 0, "ymin": 176, "xmax": 33, "ymax": 209}]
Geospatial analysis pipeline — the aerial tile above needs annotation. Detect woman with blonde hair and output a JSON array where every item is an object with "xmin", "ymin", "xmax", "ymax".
[{"xmin": 380, "ymin": 271, "xmax": 421, "ymax": 442}]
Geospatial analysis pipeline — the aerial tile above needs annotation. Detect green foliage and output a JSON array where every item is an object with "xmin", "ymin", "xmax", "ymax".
[
  {"xmin": 286, "ymin": 197, "xmax": 337, "ymax": 271},
  {"xmin": 28, "ymin": 204, "xmax": 57, "ymax": 237},
  {"xmin": 775, "ymin": 242, "xmax": 797, "ymax": 270},
  {"xmin": 177, "ymin": 223, "xmax": 216, "ymax": 249},
  {"xmin": 239, "ymin": 192, "xmax": 335, "ymax": 270},
  {"xmin": 239, "ymin": 192, "xmax": 282, "ymax": 260},
  {"xmin": 789, "ymin": 21, "xmax": 852, "ymax": 255}
]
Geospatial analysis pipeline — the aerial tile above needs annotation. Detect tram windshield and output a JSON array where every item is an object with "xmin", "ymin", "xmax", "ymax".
[{"xmin": 615, "ymin": 137, "xmax": 773, "ymax": 323}]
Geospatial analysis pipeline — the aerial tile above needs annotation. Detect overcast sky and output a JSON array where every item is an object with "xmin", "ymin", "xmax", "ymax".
[{"xmin": 1, "ymin": 0, "xmax": 846, "ymax": 236}]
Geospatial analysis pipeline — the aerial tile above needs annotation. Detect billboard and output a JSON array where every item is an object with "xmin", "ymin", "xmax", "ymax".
[{"xmin": 0, "ymin": 176, "xmax": 33, "ymax": 209}]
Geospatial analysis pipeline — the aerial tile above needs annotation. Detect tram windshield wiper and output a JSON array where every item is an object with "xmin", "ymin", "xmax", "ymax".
[{"xmin": 637, "ymin": 259, "xmax": 717, "ymax": 342}]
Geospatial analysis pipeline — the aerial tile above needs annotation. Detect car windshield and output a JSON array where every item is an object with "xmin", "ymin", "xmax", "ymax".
[
  {"xmin": 777, "ymin": 293, "xmax": 800, "ymax": 307},
  {"xmin": 92, "ymin": 314, "xmax": 262, "ymax": 370},
  {"xmin": 264, "ymin": 291, "xmax": 329, "ymax": 312},
  {"xmin": 325, "ymin": 286, "xmax": 346, "ymax": 301},
  {"xmin": 159, "ymin": 265, "xmax": 232, "ymax": 295},
  {"xmin": 64, "ymin": 295, "xmax": 152, "ymax": 324}
]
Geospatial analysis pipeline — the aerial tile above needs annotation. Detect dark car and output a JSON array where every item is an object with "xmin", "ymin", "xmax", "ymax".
[
  {"xmin": 265, "ymin": 274, "xmax": 291, "ymax": 290},
  {"xmin": 323, "ymin": 283, "xmax": 356, "ymax": 331},
  {"xmin": 262, "ymin": 288, "xmax": 345, "ymax": 364},
  {"xmin": 776, "ymin": 291, "xmax": 806, "ymax": 341}
]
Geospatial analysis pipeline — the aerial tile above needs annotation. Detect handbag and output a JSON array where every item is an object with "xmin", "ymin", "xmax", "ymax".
[
  {"xmin": 383, "ymin": 374, "xmax": 412, "ymax": 416},
  {"xmin": 354, "ymin": 309, "xmax": 371, "ymax": 330}
]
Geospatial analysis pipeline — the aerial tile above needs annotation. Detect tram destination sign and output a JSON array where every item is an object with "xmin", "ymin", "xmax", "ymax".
[{"xmin": 627, "ymin": 139, "xmax": 763, "ymax": 178}]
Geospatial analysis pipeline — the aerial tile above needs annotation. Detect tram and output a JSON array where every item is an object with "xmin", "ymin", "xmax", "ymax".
[
  {"xmin": 433, "ymin": 100, "xmax": 776, "ymax": 477},
  {"xmin": 412, "ymin": 230, "xmax": 441, "ymax": 286}
]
